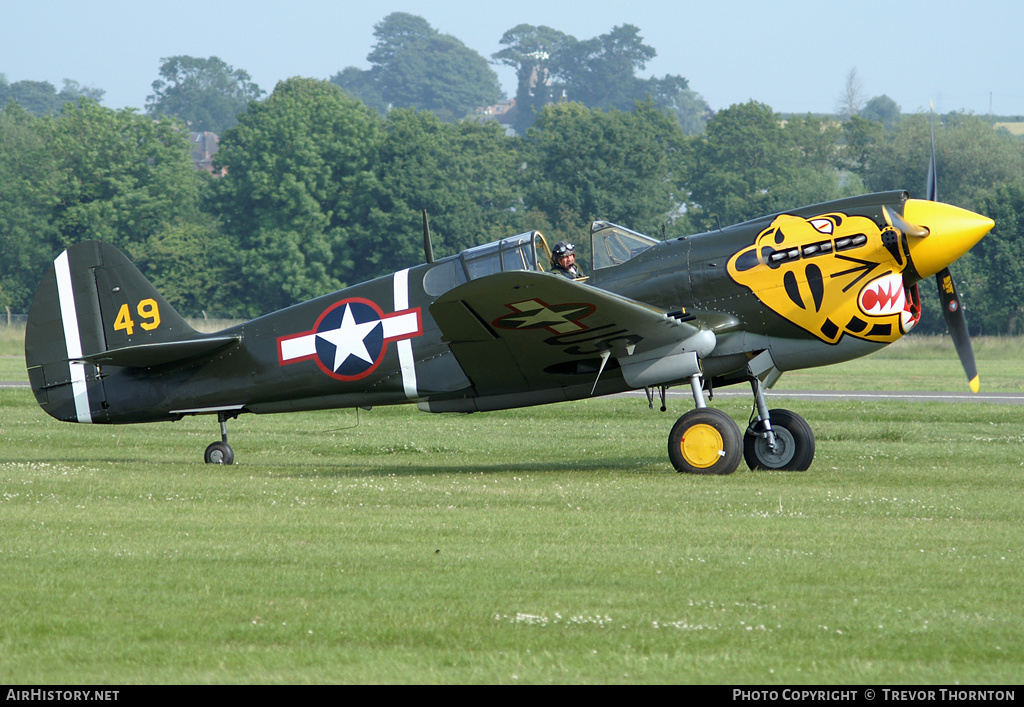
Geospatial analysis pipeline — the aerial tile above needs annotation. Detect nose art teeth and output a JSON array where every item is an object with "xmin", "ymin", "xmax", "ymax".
[{"xmin": 860, "ymin": 275, "xmax": 905, "ymax": 315}]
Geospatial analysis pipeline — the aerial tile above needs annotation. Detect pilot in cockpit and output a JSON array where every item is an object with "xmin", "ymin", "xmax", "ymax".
[{"xmin": 551, "ymin": 241, "xmax": 584, "ymax": 280}]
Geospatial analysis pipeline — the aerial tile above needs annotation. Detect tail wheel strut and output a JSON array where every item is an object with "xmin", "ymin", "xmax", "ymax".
[{"xmin": 204, "ymin": 412, "xmax": 235, "ymax": 465}]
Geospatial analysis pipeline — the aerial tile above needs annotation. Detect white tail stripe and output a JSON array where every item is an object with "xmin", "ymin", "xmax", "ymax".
[
  {"xmin": 54, "ymin": 251, "xmax": 93, "ymax": 423},
  {"xmin": 394, "ymin": 268, "xmax": 418, "ymax": 400}
]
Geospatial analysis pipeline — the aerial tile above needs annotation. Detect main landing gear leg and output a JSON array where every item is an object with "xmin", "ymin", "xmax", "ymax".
[
  {"xmin": 667, "ymin": 373, "xmax": 742, "ymax": 475},
  {"xmin": 204, "ymin": 412, "xmax": 235, "ymax": 465},
  {"xmin": 742, "ymin": 377, "xmax": 815, "ymax": 471},
  {"xmin": 750, "ymin": 377, "xmax": 777, "ymax": 450}
]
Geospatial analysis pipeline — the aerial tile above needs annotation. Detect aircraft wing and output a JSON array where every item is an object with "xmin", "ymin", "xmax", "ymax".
[{"xmin": 429, "ymin": 271, "xmax": 713, "ymax": 396}]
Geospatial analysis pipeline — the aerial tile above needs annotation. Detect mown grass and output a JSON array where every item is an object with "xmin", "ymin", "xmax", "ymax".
[
  {"xmin": 780, "ymin": 335, "xmax": 1024, "ymax": 392},
  {"xmin": 1, "ymin": 382, "xmax": 1022, "ymax": 684}
]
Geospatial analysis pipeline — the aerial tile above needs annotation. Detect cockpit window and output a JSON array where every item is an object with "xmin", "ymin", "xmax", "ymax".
[
  {"xmin": 421, "ymin": 256, "xmax": 468, "ymax": 295},
  {"xmin": 423, "ymin": 232, "xmax": 540, "ymax": 296},
  {"xmin": 591, "ymin": 221, "xmax": 659, "ymax": 270}
]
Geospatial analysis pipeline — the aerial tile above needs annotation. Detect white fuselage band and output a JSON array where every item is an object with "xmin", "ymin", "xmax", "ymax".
[
  {"xmin": 54, "ymin": 251, "xmax": 93, "ymax": 423},
  {"xmin": 393, "ymin": 268, "xmax": 418, "ymax": 400}
]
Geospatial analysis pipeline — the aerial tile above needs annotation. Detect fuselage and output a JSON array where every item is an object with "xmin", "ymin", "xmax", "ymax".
[{"xmin": 28, "ymin": 191, "xmax": 993, "ymax": 426}]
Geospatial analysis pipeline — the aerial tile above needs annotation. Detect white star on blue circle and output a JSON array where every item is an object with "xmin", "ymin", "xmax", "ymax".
[{"xmin": 314, "ymin": 302, "xmax": 384, "ymax": 376}]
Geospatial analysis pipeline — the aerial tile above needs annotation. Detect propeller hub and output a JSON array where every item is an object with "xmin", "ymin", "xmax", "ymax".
[{"xmin": 903, "ymin": 199, "xmax": 993, "ymax": 278}]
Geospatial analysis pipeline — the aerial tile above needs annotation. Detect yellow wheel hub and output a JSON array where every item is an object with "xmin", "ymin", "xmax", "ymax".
[{"xmin": 680, "ymin": 423, "xmax": 725, "ymax": 469}]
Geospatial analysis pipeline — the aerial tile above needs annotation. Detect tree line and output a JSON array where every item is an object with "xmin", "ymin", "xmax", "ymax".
[
  {"xmin": 331, "ymin": 13, "xmax": 710, "ymax": 135},
  {"xmin": 4, "ymin": 13, "xmax": 713, "ymax": 136},
  {"xmin": 2, "ymin": 13, "xmax": 1023, "ymax": 334}
]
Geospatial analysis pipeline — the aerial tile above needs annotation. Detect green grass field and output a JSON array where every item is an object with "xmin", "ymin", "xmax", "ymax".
[{"xmin": 1, "ymin": 325, "xmax": 1022, "ymax": 683}]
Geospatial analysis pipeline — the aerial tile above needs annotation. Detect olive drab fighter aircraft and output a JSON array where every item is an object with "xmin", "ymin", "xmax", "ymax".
[{"xmin": 26, "ymin": 157, "xmax": 993, "ymax": 474}]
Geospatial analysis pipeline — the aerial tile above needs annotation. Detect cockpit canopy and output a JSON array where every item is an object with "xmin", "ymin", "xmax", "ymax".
[
  {"xmin": 423, "ymin": 231, "xmax": 543, "ymax": 296},
  {"xmin": 590, "ymin": 221, "xmax": 659, "ymax": 270},
  {"xmin": 421, "ymin": 221, "xmax": 660, "ymax": 297}
]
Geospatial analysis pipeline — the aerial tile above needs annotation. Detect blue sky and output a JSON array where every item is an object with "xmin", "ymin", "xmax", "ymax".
[{"xmin": 4, "ymin": 0, "xmax": 1022, "ymax": 116}]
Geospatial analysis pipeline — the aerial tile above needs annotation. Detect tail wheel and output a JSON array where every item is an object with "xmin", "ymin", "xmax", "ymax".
[
  {"xmin": 204, "ymin": 441, "xmax": 234, "ymax": 465},
  {"xmin": 743, "ymin": 408, "xmax": 815, "ymax": 471},
  {"xmin": 668, "ymin": 408, "xmax": 742, "ymax": 475}
]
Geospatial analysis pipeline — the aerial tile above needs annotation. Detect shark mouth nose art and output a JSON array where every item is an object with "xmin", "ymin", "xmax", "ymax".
[
  {"xmin": 859, "ymin": 273, "xmax": 906, "ymax": 316},
  {"xmin": 859, "ymin": 272, "xmax": 920, "ymax": 333}
]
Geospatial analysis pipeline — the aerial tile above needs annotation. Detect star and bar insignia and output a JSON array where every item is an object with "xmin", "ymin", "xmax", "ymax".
[
  {"xmin": 277, "ymin": 298, "xmax": 421, "ymax": 381},
  {"xmin": 492, "ymin": 298, "xmax": 596, "ymax": 334}
]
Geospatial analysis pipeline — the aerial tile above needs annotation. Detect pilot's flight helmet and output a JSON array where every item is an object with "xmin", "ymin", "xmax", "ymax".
[{"xmin": 551, "ymin": 241, "xmax": 575, "ymax": 263}]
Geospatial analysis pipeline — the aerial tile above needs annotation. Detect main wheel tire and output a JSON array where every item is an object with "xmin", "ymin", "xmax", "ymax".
[
  {"xmin": 743, "ymin": 408, "xmax": 815, "ymax": 471},
  {"xmin": 204, "ymin": 441, "xmax": 235, "ymax": 465},
  {"xmin": 668, "ymin": 408, "xmax": 742, "ymax": 475}
]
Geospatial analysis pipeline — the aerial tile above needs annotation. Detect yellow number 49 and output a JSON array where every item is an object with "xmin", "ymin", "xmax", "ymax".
[{"xmin": 113, "ymin": 299, "xmax": 161, "ymax": 336}]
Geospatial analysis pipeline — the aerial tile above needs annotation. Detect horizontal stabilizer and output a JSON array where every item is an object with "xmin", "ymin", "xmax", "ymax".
[{"xmin": 78, "ymin": 335, "xmax": 240, "ymax": 368}]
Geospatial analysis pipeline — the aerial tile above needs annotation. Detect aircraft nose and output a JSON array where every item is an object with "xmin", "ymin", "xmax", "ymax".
[{"xmin": 902, "ymin": 199, "xmax": 994, "ymax": 278}]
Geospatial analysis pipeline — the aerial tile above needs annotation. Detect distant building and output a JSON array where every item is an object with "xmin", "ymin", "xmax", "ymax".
[
  {"xmin": 472, "ymin": 99, "xmax": 517, "ymax": 135},
  {"xmin": 189, "ymin": 132, "xmax": 222, "ymax": 174},
  {"xmin": 475, "ymin": 98, "xmax": 514, "ymax": 119}
]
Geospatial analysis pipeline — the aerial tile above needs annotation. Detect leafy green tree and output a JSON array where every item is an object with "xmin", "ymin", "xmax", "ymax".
[
  {"xmin": 130, "ymin": 219, "xmax": 237, "ymax": 317},
  {"xmin": 367, "ymin": 109, "xmax": 525, "ymax": 267},
  {"xmin": 331, "ymin": 66, "xmax": 387, "ymax": 115},
  {"xmin": 775, "ymin": 115, "xmax": 865, "ymax": 206},
  {"xmin": 46, "ymin": 100, "xmax": 203, "ymax": 252},
  {"xmin": 0, "ymin": 100, "xmax": 207, "ymax": 313},
  {"xmin": 841, "ymin": 115, "xmax": 886, "ymax": 175},
  {"xmin": 492, "ymin": 24, "xmax": 575, "ymax": 135},
  {"xmin": 955, "ymin": 181, "xmax": 1024, "ymax": 335},
  {"xmin": 15, "ymin": 80, "xmax": 65, "ymax": 116},
  {"xmin": 210, "ymin": 78, "xmax": 385, "ymax": 316},
  {"xmin": 554, "ymin": 24, "xmax": 656, "ymax": 112},
  {"xmin": 331, "ymin": 13, "xmax": 501, "ymax": 122},
  {"xmin": 57, "ymin": 79, "xmax": 105, "ymax": 104},
  {"xmin": 0, "ymin": 104, "xmax": 61, "ymax": 310},
  {"xmin": 146, "ymin": 56, "xmax": 264, "ymax": 133},
  {"xmin": 495, "ymin": 23, "xmax": 705, "ymax": 135},
  {"xmin": 645, "ymin": 75, "xmax": 711, "ymax": 135},
  {"xmin": 688, "ymin": 103, "xmax": 867, "ymax": 230},
  {"xmin": 784, "ymin": 115, "xmax": 844, "ymax": 169},
  {"xmin": 522, "ymin": 100, "xmax": 689, "ymax": 239},
  {"xmin": 0, "ymin": 78, "xmax": 103, "ymax": 116},
  {"xmin": 365, "ymin": 12, "xmax": 435, "ymax": 67},
  {"xmin": 861, "ymin": 113, "xmax": 1024, "ymax": 210},
  {"xmin": 861, "ymin": 94, "xmax": 900, "ymax": 130},
  {"xmin": 686, "ymin": 101, "xmax": 799, "ymax": 228}
]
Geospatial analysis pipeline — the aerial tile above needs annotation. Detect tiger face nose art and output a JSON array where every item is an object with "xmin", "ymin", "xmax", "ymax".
[{"xmin": 727, "ymin": 211, "xmax": 917, "ymax": 345}]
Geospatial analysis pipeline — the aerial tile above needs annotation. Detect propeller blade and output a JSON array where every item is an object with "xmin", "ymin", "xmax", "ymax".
[
  {"xmin": 926, "ymin": 105, "xmax": 938, "ymax": 202},
  {"xmin": 925, "ymin": 105, "xmax": 979, "ymax": 393},
  {"xmin": 935, "ymin": 267, "xmax": 980, "ymax": 392},
  {"xmin": 884, "ymin": 204, "xmax": 929, "ymax": 238}
]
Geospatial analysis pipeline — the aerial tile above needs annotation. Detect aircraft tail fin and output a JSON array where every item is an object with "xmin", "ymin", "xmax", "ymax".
[{"xmin": 25, "ymin": 241, "xmax": 235, "ymax": 423}]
